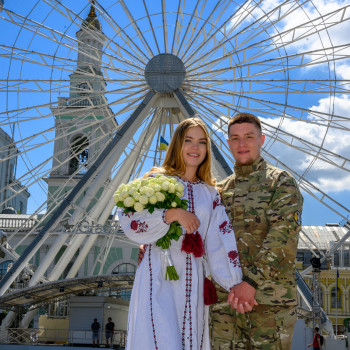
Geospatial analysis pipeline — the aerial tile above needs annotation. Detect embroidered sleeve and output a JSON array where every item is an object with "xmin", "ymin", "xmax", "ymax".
[
  {"xmin": 206, "ymin": 191, "xmax": 242, "ymax": 291},
  {"xmin": 213, "ymin": 192, "xmax": 224, "ymax": 210},
  {"xmin": 118, "ymin": 208, "xmax": 170, "ymax": 245}
]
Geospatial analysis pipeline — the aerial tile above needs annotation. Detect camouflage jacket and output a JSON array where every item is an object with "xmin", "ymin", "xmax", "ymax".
[{"xmin": 217, "ymin": 157, "xmax": 303, "ymax": 305}]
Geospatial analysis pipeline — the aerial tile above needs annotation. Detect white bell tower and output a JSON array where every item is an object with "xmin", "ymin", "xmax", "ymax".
[{"xmin": 46, "ymin": 2, "xmax": 116, "ymax": 211}]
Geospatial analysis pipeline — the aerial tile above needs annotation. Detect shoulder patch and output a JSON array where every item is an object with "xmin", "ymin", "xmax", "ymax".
[{"xmin": 294, "ymin": 211, "xmax": 301, "ymax": 226}]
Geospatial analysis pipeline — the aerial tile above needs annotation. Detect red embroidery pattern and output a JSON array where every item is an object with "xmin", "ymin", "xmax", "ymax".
[
  {"xmin": 182, "ymin": 182, "xmax": 194, "ymax": 350},
  {"xmin": 148, "ymin": 244, "xmax": 159, "ymax": 349},
  {"xmin": 213, "ymin": 193, "xmax": 223, "ymax": 209},
  {"xmin": 121, "ymin": 211, "xmax": 134, "ymax": 218},
  {"xmin": 161, "ymin": 210, "xmax": 169, "ymax": 225},
  {"xmin": 130, "ymin": 220, "xmax": 148, "ymax": 233},
  {"xmin": 219, "ymin": 220, "xmax": 233, "ymax": 234},
  {"xmin": 182, "ymin": 254, "xmax": 193, "ymax": 350},
  {"xmin": 228, "ymin": 250, "xmax": 240, "ymax": 267}
]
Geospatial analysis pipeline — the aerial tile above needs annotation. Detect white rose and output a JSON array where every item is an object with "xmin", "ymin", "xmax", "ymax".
[
  {"xmin": 120, "ymin": 191, "xmax": 128, "ymax": 200},
  {"xmin": 155, "ymin": 192, "xmax": 165, "ymax": 202},
  {"xmin": 171, "ymin": 201, "xmax": 177, "ymax": 207},
  {"xmin": 123, "ymin": 197, "xmax": 135, "ymax": 207},
  {"xmin": 153, "ymin": 184, "xmax": 161, "ymax": 192},
  {"xmin": 175, "ymin": 183, "xmax": 185, "ymax": 192},
  {"xmin": 139, "ymin": 186, "xmax": 147, "ymax": 194},
  {"xmin": 145, "ymin": 187, "xmax": 155, "ymax": 197},
  {"xmin": 133, "ymin": 192, "xmax": 140, "ymax": 201},
  {"xmin": 134, "ymin": 180, "xmax": 141, "ymax": 189},
  {"xmin": 161, "ymin": 181, "xmax": 170, "ymax": 191},
  {"xmin": 149, "ymin": 195, "xmax": 157, "ymax": 204},
  {"xmin": 141, "ymin": 179, "xmax": 149, "ymax": 187},
  {"xmin": 118, "ymin": 183, "xmax": 126, "ymax": 191},
  {"xmin": 113, "ymin": 192, "xmax": 119, "ymax": 204},
  {"xmin": 168, "ymin": 183, "xmax": 175, "ymax": 193},
  {"xmin": 169, "ymin": 177, "xmax": 177, "ymax": 184},
  {"xmin": 128, "ymin": 187, "xmax": 136, "ymax": 195},
  {"xmin": 134, "ymin": 202, "xmax": 144, "ymax": 212},
  {"xmin": 139, "ymin": 195, "xmax": 149, "ymax": 205},
  {"xmin": 176, "ymin": 191, "xmax": 184, "ymax": 198}
]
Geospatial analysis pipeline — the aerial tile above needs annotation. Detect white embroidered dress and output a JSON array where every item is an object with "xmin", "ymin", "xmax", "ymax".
[{"xmin": 118, "ymin": 178, "xmax": 242, "ymax": 350}]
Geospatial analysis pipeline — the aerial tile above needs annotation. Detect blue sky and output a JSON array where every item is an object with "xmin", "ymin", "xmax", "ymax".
[{"xmin": 0, "ymin": 0, "xmax": 349, "ymax": 226}]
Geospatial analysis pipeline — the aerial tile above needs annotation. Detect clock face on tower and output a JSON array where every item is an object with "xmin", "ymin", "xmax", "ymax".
[{"xmin": 78, "ymin": 82, "xmax": 89, "ymax": 94}]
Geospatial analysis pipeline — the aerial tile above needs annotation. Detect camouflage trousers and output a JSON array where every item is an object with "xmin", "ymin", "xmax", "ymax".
[{"xmin": 210, "ymin": 289, "xmax": 297, "ymax": 350}]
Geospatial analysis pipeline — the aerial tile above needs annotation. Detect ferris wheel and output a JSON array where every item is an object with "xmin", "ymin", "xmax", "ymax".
[{"xmin": 0, "ymin": 0, "xmax": 349, "ymax": 316}]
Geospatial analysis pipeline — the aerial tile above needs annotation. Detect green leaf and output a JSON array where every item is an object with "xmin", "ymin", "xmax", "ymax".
[{"xmin": 175, "ymin": 226, "xmax": 182, "ymax": 237}]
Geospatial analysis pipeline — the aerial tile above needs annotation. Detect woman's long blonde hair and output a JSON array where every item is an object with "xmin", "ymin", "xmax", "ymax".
[{"xmin": 146, "ymin": 118, "xmax": 215, "ymax": 186}]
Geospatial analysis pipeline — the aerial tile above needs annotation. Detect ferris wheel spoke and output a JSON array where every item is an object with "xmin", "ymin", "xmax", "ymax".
[
  {"xmin": 161, "ymin": 0, "xmax": 169, "ymax": 53},
  {"xmin": 170, "ymin": 0, "xmax": 183, "ymax": 55},
  {"xmin": 187, "ymin": 42, "xmax": 350, "ymax": 81},
  {"xmin": 44, "ymin": 0, "xmax": 148, "ymax": 68},
  {"xmin": 186, "ymin": 84, "xmax": 350, "ymax": 130},
  {"xmin": 262, "ymin": 123, "xmax": 350, "ymax": 172},
  {"xmin": 142, "ymin": 0, "xmax": 160, "ymax": 55},
  {"xmin": 179, "ymin": 0, "xmax": 231, "ymax": 61},
  {"xmin": 94, "ymin": 2, "xmax": 151, "ymax": 66},
  {"xmin": 176, "ymin": 0, "xmax": 212, "ymax": 59},
  {"xmin": 175, "ymin": 0, "xmax": 201, "ymax": 57},
  {"xmin": 183, "ymin": 0, "xmax": 263, "ymax": 67},
  {"xmin": 118, "ymin": 0, "xmax": 154, "ymax": 58},
  {"xmin": 263, "ymin": 149, "xmax": 350, "ymax": 221},
  {"xmin": 186, "ymin": 78, "xmax": 350, "ymax": 95},
  {"xmin": 189, "ymin": 4, "xmax": 350, "ymax": 76}
]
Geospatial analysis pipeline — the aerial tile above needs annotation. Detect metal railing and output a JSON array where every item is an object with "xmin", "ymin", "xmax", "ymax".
[{"xmin": 0, "ymin": 327, "xmax": 127, "ymax": 347}]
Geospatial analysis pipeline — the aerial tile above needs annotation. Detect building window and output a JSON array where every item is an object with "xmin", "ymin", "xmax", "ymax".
[
  {"xmin": 331, "ymin": 287, "xmax": 342, "ymax": 308},
  {"xmin": 111, "ymin": 263, "xmax": 135, "ymax": 301},
  {"xmin": 69, "ymin": 135, "xmax": 89, "ymax": 175},
  {"xmin": 48, "ymin": 299, "xmax": 69, "ymax": 318},
  {"xmin": 0, "ymin": 260, "xmax": 14, "ymax": 279},
  {"xmin": 112, "ymin": 263, "xmax": 136, "ymax": 275}
]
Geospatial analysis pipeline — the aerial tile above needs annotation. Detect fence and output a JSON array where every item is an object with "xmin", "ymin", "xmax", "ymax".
[{"xmin": 0, "ymin": 327, "xmax": 127, "ymax": 347}]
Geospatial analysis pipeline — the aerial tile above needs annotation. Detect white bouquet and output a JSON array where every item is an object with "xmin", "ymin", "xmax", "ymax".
[{"xmin": 114, "ymin": 175, "xmax": 188, "ymax": 280}]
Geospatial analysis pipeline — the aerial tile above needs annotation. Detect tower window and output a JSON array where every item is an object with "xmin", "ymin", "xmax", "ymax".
[{"xmin": 69, "ymin": 136, "xmax": 89, "ymax": 174}]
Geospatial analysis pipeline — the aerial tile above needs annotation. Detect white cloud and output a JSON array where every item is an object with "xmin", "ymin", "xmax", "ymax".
[
  {"xmin": 256, "ymin": 0, "xmax": 350, "ymax": 81},
  {"xmin": 261, "ymin": 94, "xmax": 350, "ymax": 192}
]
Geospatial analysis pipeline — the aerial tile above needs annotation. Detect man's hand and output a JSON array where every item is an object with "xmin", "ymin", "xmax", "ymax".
[
  {"xmin": 228, "ymin": 281, "xmax": 258, "ymax": 314},
  {"xmin": 138, "ymin": 245, "xmax": 146, "ymax": 265}
]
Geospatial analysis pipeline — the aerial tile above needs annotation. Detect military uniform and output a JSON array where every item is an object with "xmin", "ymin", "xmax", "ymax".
[{"xmin": 211, "ymin": 156, "xmax": 303, "ymax": 350}]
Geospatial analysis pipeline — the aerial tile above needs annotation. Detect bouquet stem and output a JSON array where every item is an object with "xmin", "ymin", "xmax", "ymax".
[{"xmin": 166, "ymin": 265, "xmax": 179, "ymax": 281}]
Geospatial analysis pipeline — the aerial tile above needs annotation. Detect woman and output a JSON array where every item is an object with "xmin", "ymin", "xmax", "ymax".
[{"xmin": 118, "ymin": 118, "xmax": 242, "ymax": 350}]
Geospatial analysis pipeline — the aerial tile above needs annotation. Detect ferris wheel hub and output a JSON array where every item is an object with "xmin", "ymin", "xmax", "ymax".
[{"xmin": 144, "ymin": 53, "xmax": 186, "ymax": 93}]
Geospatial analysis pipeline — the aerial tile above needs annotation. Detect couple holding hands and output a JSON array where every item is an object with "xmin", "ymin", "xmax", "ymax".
[{"xmin": 118, "ymin": 113, "xmax": 303, "ymax": 350}]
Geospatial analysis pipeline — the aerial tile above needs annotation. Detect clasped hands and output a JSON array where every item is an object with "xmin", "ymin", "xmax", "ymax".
[{"xmin": 228, "ymin": 281, "xmax": 258, "ymax": 314}]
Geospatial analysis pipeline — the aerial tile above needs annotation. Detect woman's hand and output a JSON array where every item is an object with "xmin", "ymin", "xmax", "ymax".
[{"xmin": 165, "ymin": 208, "xmax": 200, "ymax": 233}]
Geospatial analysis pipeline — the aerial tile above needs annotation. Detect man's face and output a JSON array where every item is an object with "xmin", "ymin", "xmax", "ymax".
[{"xmin": 227, "ymin": 122, "xmax": 265, "ymax": 166}]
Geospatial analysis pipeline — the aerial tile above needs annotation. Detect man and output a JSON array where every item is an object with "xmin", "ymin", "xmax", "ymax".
[
  {"xmin": 105, "ymin": 317, "xmax": 115, "ymax": 348},
  {"xmin": 307, "ymin": 327, "xmax": 322, "ymax": 350},
  {"xmin": 91, "ymin": 318, "xmax": 100, "ymax": 348},
  {"xmin": 211, "ymin": 112, "xmax": 303, "ymax": 349}
]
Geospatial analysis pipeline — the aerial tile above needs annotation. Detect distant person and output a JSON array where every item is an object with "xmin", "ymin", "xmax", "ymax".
[
  {"xmin": 105, "ymin": 317, "xmax": 115, "ymax": 348},
  {"xmin": 307, "ymin": 326, "xmax": 323, "ymax": 350},
  {"xmin": 91, "ymin": 318, "xmax": 100, "ymax": 348}
]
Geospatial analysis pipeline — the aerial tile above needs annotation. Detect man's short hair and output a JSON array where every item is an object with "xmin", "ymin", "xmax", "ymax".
[
  {"xmin": 227, "ymin": 112, "xmax": 262, "ymax": 136},
  {"xmin": 315, "ymin": 326, "xmax": 319, "ymax": 332}
]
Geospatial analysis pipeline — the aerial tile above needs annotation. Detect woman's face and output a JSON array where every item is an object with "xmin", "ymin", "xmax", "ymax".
[{"xmin": 182, "ymin": 126, "xmax": 207, "ymax": 171}]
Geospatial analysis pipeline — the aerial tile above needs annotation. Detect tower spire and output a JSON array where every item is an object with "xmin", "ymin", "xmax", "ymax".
[{"xmin": 88, "ymin": 1, "xmax": 97, "ymax": 18}]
